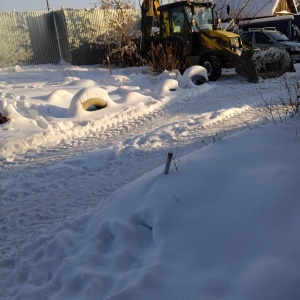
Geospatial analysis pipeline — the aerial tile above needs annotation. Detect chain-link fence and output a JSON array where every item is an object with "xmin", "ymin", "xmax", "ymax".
[{"xmin": 0, "ymin": 8, "xmax": 141, "ymax": 68}]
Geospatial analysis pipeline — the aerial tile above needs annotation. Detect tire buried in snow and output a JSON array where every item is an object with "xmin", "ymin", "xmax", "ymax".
[
  {"xmin": 180, "ymin": 66, "xmax": 208, "ymax": 88},
  {"xmin": 82, "ymin": 98, "xmax": 107, "ymax": 111},
  {"xmin": 66, "ymin": 86, "xmax": 116, "ymax": 118}
]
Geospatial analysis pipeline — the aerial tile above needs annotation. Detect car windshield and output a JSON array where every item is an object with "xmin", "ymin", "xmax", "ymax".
[{"xmin": 267, "ymin": 31, "xmax": 289, "ymax": 42}]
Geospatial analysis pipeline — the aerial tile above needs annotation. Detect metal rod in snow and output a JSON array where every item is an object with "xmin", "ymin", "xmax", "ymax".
[{"xmin": 164, "ymin": 152, "xmax": 173, "ymax": 174}]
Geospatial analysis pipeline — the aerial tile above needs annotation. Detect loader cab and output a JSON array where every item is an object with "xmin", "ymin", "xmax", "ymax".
[
  {"xmin": 158, "ymin": 1, "xmax": 215, "ymax": 44},
  {"xmin": 159, "ymin": 5, "xmax": 190, "ymax": 42},
  {"xmin": 158, "ymin": 1, "xmax": 217, "ymax": 55}
]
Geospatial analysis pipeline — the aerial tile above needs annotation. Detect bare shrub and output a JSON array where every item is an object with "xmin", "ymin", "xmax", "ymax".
[
  {"xmin": 280, "ymin": 75, "xmax": 300, "ymax": 117},
  {"xmin": 149, "ymin": 42, "xmax": 189, "ymax": 73},
  {"xmin": 97, "ymin": 0, "xmax": 145, "ymax": 68},
  {"xmin": 259, "ymin": 73, "xmax": 300, "ymax": 123}
]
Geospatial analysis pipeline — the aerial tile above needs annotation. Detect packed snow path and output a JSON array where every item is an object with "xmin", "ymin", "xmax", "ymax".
[
  {"xmin": 0, "ymin": 65, "xmax": 297, "ymax": 297},
  {"xmin": 0, "ymin": 70, "xmax": 275, "ymax": 171}
]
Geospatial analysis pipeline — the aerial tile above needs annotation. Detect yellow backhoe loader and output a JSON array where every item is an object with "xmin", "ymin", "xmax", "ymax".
[{"xmin": 140, "ymin": 0, "xmax": 295, "ymax": 82}]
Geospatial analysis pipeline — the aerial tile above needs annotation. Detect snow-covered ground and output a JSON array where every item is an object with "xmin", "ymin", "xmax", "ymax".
[{"xmin": 0, "ymin": 62, "xmax": 299, "ymax": 299}]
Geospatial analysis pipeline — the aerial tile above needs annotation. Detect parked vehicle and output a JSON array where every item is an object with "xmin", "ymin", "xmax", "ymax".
[
  {"xmin": 239, "ymin": 27, "xmax": 300, "ymax": 62},
  {"xmin": 141, "ymin": 0, "xmax": 247, "ymax": 81},
  {"xmin": 140, "ymin": 0, "xmax": 295, "ymax": 83}
]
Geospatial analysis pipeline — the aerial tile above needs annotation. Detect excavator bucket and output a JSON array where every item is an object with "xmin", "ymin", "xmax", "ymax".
[
  {"xmin": 235, "ymin": 49, "xmax": 259, "ymax": 83},
  {"xmin": 235, "ymin": 47, "xmax": 295, "ymax": 83}
]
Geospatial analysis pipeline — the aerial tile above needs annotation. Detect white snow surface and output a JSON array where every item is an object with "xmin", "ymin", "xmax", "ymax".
[{"xmin": 0, "ymin": 63, "xmax": 300, "ymax": 300}]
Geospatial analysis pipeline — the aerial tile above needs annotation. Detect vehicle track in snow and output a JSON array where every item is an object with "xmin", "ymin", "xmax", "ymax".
[
  {"xmin": 0, "ymin": 73, "xmax": 275, "ymax": 172},
  {"xmin": 0, "ymin": 74, "xmax": 277, "ymax": 249}
]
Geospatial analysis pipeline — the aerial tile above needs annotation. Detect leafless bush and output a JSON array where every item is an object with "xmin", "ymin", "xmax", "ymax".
[
  {"xmin": 112, "ymin": 40, "xmax": 147, "ymax": 67},
  {"xmin": 260, "ymin": 73, "xmax": 300, "ymax": 123},
  {"xmin": 97, "ymin": 0, "xmax": 145, "ymax": 68},
  {"xmin": 281, "ymin": 75, "xmax": 300, "ymax": 116},
  {"xmin": 149, "ymin": 42, "xmax": 189, "ymax": 73}
]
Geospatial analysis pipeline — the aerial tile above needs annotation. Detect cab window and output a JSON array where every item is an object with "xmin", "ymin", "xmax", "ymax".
[
  {"xmin": 161, "ymin": 11, "xmax": 171, "ymax": 39},
  {"xmin": 160, "ymin": 7, "xmax": 189, "ymax": 39},
  {"xmin": 240, "ymin": 32, "xmax": 253, "ymax": 46},
  {"xmin": 255, "ymin": 32, "xmax": 272, "ymax": 44},
  {"xmin": 193, "ymin": 7, "xmax": 213, "ymax": 30}
]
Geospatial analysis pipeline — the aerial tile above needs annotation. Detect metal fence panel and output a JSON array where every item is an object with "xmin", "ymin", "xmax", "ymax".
[
  {"xmin": 63, "ymin": 9, "xmax": 109, "ymax": 65},
  {"xmin": 0, "ymin": 12, "xmax": 34, "ymax": 67},
  {"xmin": 27, "ymin": 12, "xmax": 61, "ymax": 64},
  {"xmin": 53, "ymin": 10, "xmax": 71, "ymax": 63}
]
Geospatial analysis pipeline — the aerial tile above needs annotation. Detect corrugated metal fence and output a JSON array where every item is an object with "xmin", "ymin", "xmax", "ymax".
[{"xmin": 0, "ymin": 8, "xmax": 141, "ymax": 68}]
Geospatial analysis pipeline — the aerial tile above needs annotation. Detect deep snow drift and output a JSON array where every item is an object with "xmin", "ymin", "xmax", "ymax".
[{"xmin": 0, "ymin": 63, "xmax": 300, "ymax": 299}]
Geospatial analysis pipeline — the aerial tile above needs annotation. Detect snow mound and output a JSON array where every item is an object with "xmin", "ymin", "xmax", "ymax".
[
  {"xmin": 14, "ymin": 207, "xmax": 157, "ymax": 300},
  {"xmin": 46, "ymin": 90, "xmax": 73, "ymax": 107},
  {"xmin": 154, "ymin": 79, "xmax": 179, "ymax": 97},
  {"xmin": 1, "ymin": 103, "xmax": 25, "ymax": 119},
  {"xmin": 116, "ymin": 86, "xmax": 141, "ymax": 95},
  {"xmin": 156, "ymin": 70, "xmax": 181, "ymax": 81},
  {"xmin": 67, "ymin": 79, "xmax": 98, "ymax": 87},
  {"xmin": 13, "ymin": 65, "xmax": 21, "ymax": 72},
  {"xmin": 10, "ymin": 119, "xmax": 300, "ymax": 300},
  {"xmin": 119, "ymin": 92, "xmax": 156, "ymax": 105},
  {"xmin": 105, "ymin": 75, "xmax": 131, "ymax": 83}
]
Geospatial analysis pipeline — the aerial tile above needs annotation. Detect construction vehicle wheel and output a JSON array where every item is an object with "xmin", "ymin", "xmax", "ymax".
[{"xmin": 200, "ymin": 55, "xmax": 222, "ymax": 81}]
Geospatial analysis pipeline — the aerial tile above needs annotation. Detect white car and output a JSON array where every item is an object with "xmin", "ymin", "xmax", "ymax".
[{"xmin": 239, "ymin": 28, "xmax": 300, "ymax": 62}]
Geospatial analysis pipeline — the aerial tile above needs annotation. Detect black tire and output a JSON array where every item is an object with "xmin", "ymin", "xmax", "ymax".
[{"xmin": 200, "ymin": 54, "xmax": 222, "ymax": 81}]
